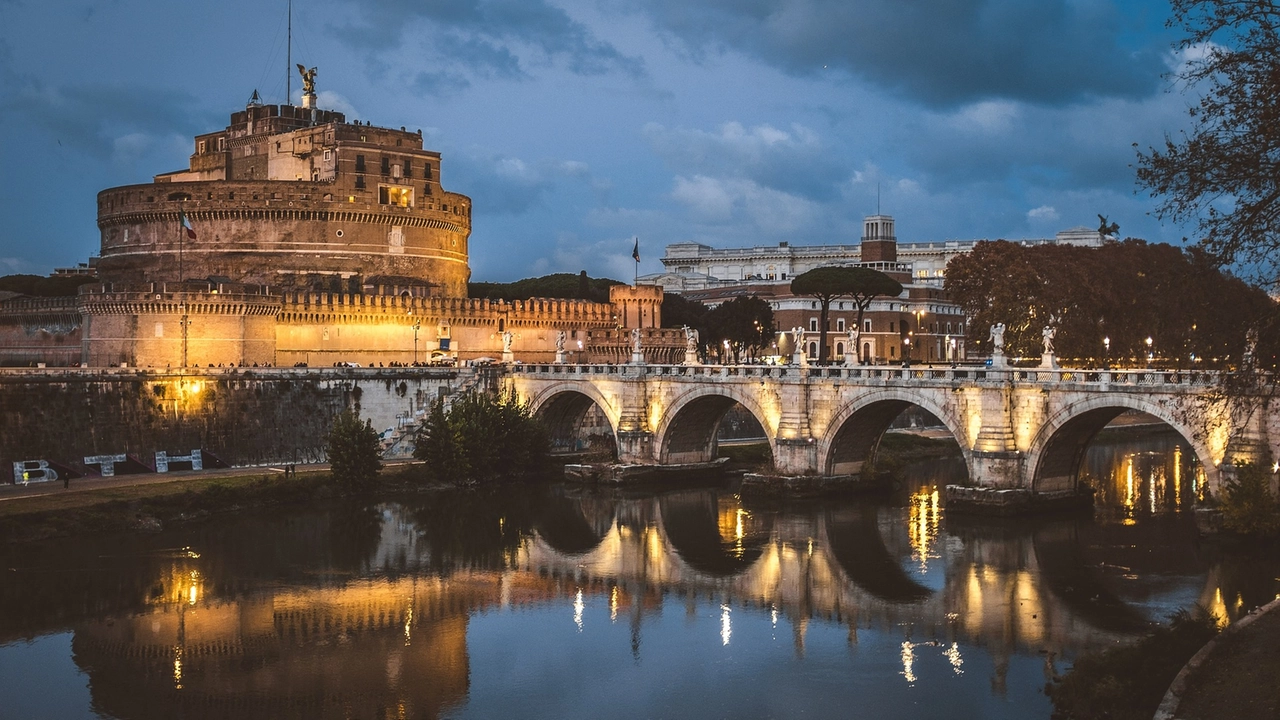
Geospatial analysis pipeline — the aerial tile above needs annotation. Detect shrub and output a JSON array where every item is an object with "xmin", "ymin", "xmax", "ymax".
[
  {"xmin": 1221, "ymin": 461, "xmax": 1280, "ymax": 536},
  {"xmin": 326, "ymin": 409, "xmax": 382, "ymax": 491},
  {"xmin": 414, "ymin": 389, "xmax": 549, "ymax": 485},
  {"xmin": 1046, "ymin": 607, "xmax": 1219, "ymax": 720}
]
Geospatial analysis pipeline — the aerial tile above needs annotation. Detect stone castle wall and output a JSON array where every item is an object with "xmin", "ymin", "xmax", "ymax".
[
  {"xmin": 96, "ymin": 180, "xmax": 471, "ymax": 294},
  {"xmin": 0, "ymin": 296, "xmax": 82, "ymax": 367},
  {"xmin": 0, "ymin": 368, "xmax": 466, "ymax": 477}
]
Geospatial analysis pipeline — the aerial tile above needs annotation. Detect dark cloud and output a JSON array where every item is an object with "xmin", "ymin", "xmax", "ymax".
[
  {"xmin": 643, "ymin": 121, "xmax": 848, "ymax": 202},
  {"xmin": 334, "ymin": 0, "xmax": 643, "ymax": 85},
  {"xmin": 626, "ymin": 0, "xmax": 1168, "ymax": 107},
  {"xmin": 0, "ymin": 44, "xmax": 206, "ymax": 160}
]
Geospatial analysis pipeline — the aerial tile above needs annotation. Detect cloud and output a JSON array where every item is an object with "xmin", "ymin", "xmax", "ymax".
[
  {"xmin": 643, "ymin": 121, "xmax": 844, "ymax": 201},
  {"xmin": 449, "ymin": 152, "xmax": 600, "ymax": 215},
  {"xmin": 333, "ymin": 0, "xmax": 644, "ymax": 90},
  {"xmin": 624, "ymin": 0, "xmax": 1169, "ymax": 108},
  {"xmin": 1027, "ymin": 205, "xmax": 1059, "ymax": 222}
]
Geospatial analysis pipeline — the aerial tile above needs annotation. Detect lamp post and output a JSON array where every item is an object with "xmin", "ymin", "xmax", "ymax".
[
  {"xmin": 1103, "ymin": 336, "xmax": 1110, "ymax": 368},
  {"xmin": 410, "ymin": 312, "xmax": 421, "ymax": 365},
  {"xmin": 913, "ymin": 309, "xmax": 926, "ymax": 361},
  {"xmin": 1145, "ymin": 336, "xmax": 1153, "ymax": 369}
]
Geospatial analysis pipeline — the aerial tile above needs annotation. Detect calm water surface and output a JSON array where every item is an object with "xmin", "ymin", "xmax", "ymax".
[{"xmin": 1, "ymin": 429, "xmax": 1277, "ymax": 720}]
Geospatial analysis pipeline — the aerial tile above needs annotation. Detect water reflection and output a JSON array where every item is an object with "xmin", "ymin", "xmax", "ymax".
[{"xmin": 0, "ymin": 432, "xmax": 1277, "ymax": 719}]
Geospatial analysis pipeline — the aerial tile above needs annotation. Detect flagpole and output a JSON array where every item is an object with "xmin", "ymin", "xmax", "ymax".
[
  {"xmin": 633, "ymin": 236, "xmax": 639, "ymax": 287},
  {"xmin": 179, "ymin": 212, "xmax": 187, "ymax": 368}
]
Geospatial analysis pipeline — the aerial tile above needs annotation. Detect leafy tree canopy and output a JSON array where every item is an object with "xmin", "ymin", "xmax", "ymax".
[
  {"xmin": 703, "ymin": 295, "xmax": 776, "ymax": 362},
  {"xmin": 326, "ymin": 409, "xmax": 382, "ymax": 491},
  {"xmin": 1137, "ymin": 1, "xmax": 1280, "ymax": 285},
  {"xmin": 414, "ymin": 389, "xmax": 550, "ymax": 485},
  {"xmin": 790, "ymin": 266, "xmax": 903, "ymax": 363},
  {"xmin": 661, "ymin": 292, "xmax": 708, "ymax": 330},
  {"xmin": 0, "ymin": 274, "xmax": 97, "ymax": 297},
  {"xmin": 944, "ymin": 239, "xmax": 1277, "ymax": 366},
  {"xmin": 469, "ymin": 271, "xmax": 624, "ymax": 304}
]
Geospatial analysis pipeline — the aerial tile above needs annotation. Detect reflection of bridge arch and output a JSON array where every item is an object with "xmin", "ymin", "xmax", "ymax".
[
  {"xmin": 657, "ymin": 492, "xmax": 772, "ymax": 577},
  {"xmin": 525, "ymin": 383, "xmax": 620, "ymax": 455},
  {"xmin": 653, "ymin": 387, "xmax": 777, "ymax": 465},
  {"xmin": 821, "ymin": 506, "xmax": 932, "ymax": 603},
  {"xmin": 1027, "ymin": 396, "xmax": 1218, "ymax": 493},
  {"xmin": 533, "ymin": 492, "xmax": 616, "ymax": 555},
  {"xmin": 818, "ymin": 389, "xmax": 970, "ymax": 476}
]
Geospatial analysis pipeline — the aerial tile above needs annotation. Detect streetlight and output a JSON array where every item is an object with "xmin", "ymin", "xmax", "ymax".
[
  {"xmin": 409, "ymin": 311, "xmax": 421, "ymax": 365},
  {"xmin": 912, "ymin": 309, "xmax": 926, "ymax": 361},
  {"xmin": 1103, "ymin": 336, "xmax": 1110, "ymax": 368},
  {"xmin": 723, "ymin": 338, "xmax": 731, "ymax": 364},
  {"xmin": 1145, "ymin": 336, "xmax": 1153, "ymax": 368}
]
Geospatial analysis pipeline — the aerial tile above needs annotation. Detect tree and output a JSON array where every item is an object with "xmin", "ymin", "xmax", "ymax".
[
  {"xmin": 945, "ymin": 238, "xmax": 1278, "ymax": 365},
  {"xmin": 703, "ymin": 296, "xmax": 776, "ymax": 362},
  {"xmin": 1137, "ymin": 2, "xmax": 1280, "ymax": 288},
  {"xmin": 326, "ymin": 409, "xmax": 382, "ymax": 491},
  {"xmin": 413, "ymin": 389, "xmax": 550, "ymax": 485},
  {"xmin": 790, "ymin": 267, "xmax": 903, "ymax": 363}
]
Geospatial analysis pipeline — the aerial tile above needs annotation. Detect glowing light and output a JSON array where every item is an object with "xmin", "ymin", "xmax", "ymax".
[
  {"xmin": 610, "ymin": 586, "xmax": 619, "ymax": 623},
  {"xmin": 720, "ymin": 603, "xmax": 732, "ymax": 646},
  {"xmin": 1123, "ymin": 458, "xmax": 1137, "ymax": 526},
  {"xmin": 908, "ymin": 487, "xmax": 941, "ymax": 572},
  {"xmin": 900, "ymin": 641, "xmax": 917, "ymax": 684},
  {"xmin": 1175, "ymin": 446, "xmax": 1182, "ymax": 510},
  {"xmin": 173, "ymin": 646, "xmax": 183, "ymax": 690},
  {"xmin": 573, "ymin": 589, "xmax": 585, "ymax": 631},
  {"xmin": 944, "ymin": 642, "xmax": 964, "ymax": 675},
  {"xmin": 771, "ymin": 606, "xmax": 778, "ymax": 628},
  {"xmin": 404, "ymin": 602, "xmax": 413, "ymax": 646}
]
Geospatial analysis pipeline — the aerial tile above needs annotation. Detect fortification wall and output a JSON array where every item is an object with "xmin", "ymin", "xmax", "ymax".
[
  {"xmin": 0, "ymin": 368, "xmax": 466, "ymax": 477},
  {"xmin": 0, "ymin": 296, "xmax": 82, "ymax": 367},
  {"xmin": 79, "ymin": 283, "xmax": 280, "ymax": 368},
  {"xmin": 96, "ymin": 180, "xmax": 471, "ymax": 295}
]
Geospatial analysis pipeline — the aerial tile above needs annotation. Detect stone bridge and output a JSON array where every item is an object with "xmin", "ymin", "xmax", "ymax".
[{"xmin": 509, "ymin": 363, "xmax": 1279, "ymax": 495}]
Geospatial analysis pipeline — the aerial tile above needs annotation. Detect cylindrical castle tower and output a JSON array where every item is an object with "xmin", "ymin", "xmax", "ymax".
[{"xmin": 95, "ymin": 99, "xmax": 471, "ymax": 296}]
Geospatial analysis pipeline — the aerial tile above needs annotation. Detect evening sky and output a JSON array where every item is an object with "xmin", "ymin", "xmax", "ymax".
[{"xmin": 0, "ymin": 0, "xmax": 1192, "ymax": 282}]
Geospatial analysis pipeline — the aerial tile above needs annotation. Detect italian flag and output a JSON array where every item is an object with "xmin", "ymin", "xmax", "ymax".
[{"xmin": 180, "ymin": 211, "xmax": 197, "ymax": 240}]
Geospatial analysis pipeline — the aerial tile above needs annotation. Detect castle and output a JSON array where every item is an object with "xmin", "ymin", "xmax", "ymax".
[{"xmin": 0, "ymin": 78, "xmax": 677, "ymax": 368}]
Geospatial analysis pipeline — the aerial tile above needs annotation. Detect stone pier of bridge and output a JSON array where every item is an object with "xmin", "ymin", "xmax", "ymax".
[{"xmin": 510, "ymin": 363, "xmax": 1280, "ymax": 503}]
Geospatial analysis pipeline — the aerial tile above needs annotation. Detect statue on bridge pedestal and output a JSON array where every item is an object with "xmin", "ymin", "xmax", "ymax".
[
  {"xmin": 791, "ymin": 326, "xmax": 807, "ymax": 366},
  {"xmin": 844, "ymin": 326, "xmax": 860, "ymax": 366},
  {"xmin": 1040, "ymin": 322, "xmax": 1058, "ymax": 369},
  {"xmin": 683, "ymin": 325, "xmax": 701, "ymax": 365},
  {"xmin": 555, "ymin": 330, "xmax": 567, "ymax": 364},
  {"xmin": 502, "ymin": 330, "xmax": 514, "ymax": 363},
  {"xmin": 989, "ymin": 322, "xmax": 1006, "ymax": 367},
  {"xmin": 630, "ymin": 327, "xmax": 645, "ymax": 364}
]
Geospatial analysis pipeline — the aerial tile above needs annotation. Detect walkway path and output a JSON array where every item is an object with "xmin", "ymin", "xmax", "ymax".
[{"xmin": 1156, "ymin": 597, "xmax": 1280, "ymax": 719}]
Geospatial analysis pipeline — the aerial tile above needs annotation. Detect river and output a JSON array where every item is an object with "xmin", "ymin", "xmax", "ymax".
[{"xmin": 1, "ymin": 429, "xmax": 1277, "ymax": 719}]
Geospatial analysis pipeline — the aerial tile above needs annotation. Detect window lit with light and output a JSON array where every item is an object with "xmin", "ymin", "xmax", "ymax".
[{"xmin": 379, "ymin": 185, "xmax": 414, "ymax": 207}]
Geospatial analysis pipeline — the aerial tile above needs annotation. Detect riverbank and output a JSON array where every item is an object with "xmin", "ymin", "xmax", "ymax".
[
  {"xmin": 0, "ymin": 464, "xmax": 441, "ymax": 544},
  {"xmin": 1155, "ymin": 597, "xmax": 1280, "ymax": 719}
]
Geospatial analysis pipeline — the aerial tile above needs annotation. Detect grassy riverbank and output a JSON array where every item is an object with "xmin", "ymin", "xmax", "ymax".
[{"xmin": 0, "ymin": 465, "xmax": 436, "ymax": 544}]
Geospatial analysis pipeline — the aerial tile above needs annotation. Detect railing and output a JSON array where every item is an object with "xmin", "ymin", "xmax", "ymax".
[{"xmin": 508, "ymin": 362, "xmax": 1231, "ymax": 389}]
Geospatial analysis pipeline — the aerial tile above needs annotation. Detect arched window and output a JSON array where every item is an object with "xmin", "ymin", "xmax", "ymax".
[
  {"xmin": 836, "ymin": 342, "xmax": 845, "ymax": 356},
  {"xmin": 862, "ymin": 342, "xmax": 870, "ymax": 361},
  {"xmin": 808, "ymin": 341, "xmax": 817, "ymax": 358}
]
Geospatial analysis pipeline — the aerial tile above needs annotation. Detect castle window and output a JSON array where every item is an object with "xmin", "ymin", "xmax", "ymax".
[
  {"xmin": 423, "ymin": 183, "xmax": 432, "ymax": 195},
  {"xmin": 323, "ymin": 149, "xmax": 331, "ymax": 161},
  {"xmin": 355, "ymin": 155, "xmax": 365, "ymax": 172},
  {"xmin": 379, "ymin": 185, "xmax": 413, "ymax": 207},
  {"xmin": 424, "ymin": 163, "xmax": 433, "ymax": 180},
  {"xmin": 808, "ymin": 318, "xmax": 817, "ymax": 332},
  {"xmin": 403, "ymin": 159, "xmax": 412, "ymax": 177},
  {"xmin": 217, "ymin": 137, "xmax": 226, "ymax": 151},
  {"xmin": 864, "ymin": 319, "xmax": 871, "ymax": 332},
  {"xmin": 355, "ymin": 176, "xmax": 365, "ymax": 190},
  {"xmin": 837, "ymin": 318, "xmax": 845, "ymax": 332},
  {"xmin": 197, "ymin": 140, "xmax": 206, "ymax": 154},
  {"xmin": 381, "ymin": 156, "xmax": 390, "ymax": 175},
  {"xmin": 890, "ymin": 321, "xmax": 895, "ymax": 333}
]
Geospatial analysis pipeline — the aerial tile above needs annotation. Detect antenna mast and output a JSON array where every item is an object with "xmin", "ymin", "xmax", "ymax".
[{"xmin": 286, "ymin": 0, "xmax": 292, "ymax": 103}]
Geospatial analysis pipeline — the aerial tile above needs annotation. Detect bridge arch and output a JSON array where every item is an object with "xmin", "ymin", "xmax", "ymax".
[
  {"xmin": 817, "ymin": 388, "xmax": 971, "ymax": 477},
  {"xmin": 521, "ymin": 381, "xmax": 620, "ymax": 456},
  {"xmin": 1025, "ymin": 395, "xmax": 1220, "ymax": 493},
  {"xmin": 653, "ymin": 386, "xmax": 777, "ymax": 465}
]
